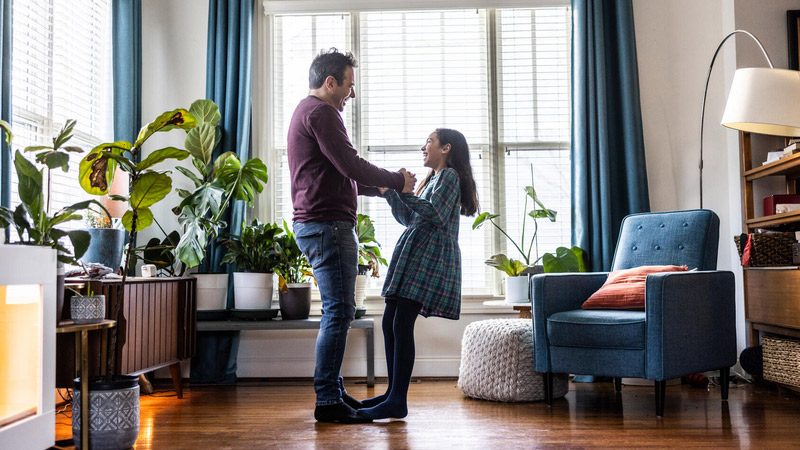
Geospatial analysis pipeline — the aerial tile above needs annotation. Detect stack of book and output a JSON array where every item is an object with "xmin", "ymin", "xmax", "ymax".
[{"xmin": 783, "ymin": 138, "xmax": 800, "ymax": 156}]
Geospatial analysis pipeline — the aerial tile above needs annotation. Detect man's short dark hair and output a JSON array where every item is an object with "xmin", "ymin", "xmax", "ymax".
[{"xmin": 308, "ymin": 48, "xmax": 358, "ymax": 89}]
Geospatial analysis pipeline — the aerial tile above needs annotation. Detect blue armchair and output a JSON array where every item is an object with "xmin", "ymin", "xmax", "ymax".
[{"xmin": 532, "ymin": 210, "xmax": 736, "ymax": 416}]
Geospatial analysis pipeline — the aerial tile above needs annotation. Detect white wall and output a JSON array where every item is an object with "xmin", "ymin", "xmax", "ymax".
[
  {"xmin": 143, "ymin": 0, "xmax": 800, "ymax": 379},
  {"xmin": 635, "ymin": 0, "xmax": 800, "ymax": 355},
  {"xmin": 140, "ymin": 0, "xmax": 208, "ymax": 247}
]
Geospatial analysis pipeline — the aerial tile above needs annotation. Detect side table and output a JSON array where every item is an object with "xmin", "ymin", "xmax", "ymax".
[
  {"xmin": 482, "ymin": 300, "xmax": 532, "ymax": 319},
  {"xmin": 56, "ymin": 319, "xmax": 116, "ymax": 450}
]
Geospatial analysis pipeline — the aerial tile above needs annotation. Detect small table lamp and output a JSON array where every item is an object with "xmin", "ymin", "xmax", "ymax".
[{"xmin": 700, "ymin": 30, "xmax": 800, "ymax": 208}]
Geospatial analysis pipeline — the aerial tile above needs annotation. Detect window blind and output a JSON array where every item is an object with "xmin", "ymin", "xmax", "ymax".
[
  {"xmin": 10, "ymin": 0, "xmax": 112, "ymax": 230},
  {"xmin": 272, "ymin": 13, "xmax": 352, "ymax": 226},
  {"xmin": 496, "ymin": 8, "xmax": 571, "ymax": 263}
]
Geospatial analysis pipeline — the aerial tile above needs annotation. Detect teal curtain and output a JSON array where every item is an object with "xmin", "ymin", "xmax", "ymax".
[
  {"xmin": 0, "ymin": 0, "xmax": 11, "ymax": 210},
  {"xmin": 191, "ymin": 0, "xmax": 253, "ymax": 385},
  {"xmin": 571, "ymin": 0, "xmax": 650, "ymax": 271},
  {"xmin": 201, "ymin": 0, "xmax": 252, "ymax": 291},
  {"xmin": 112, "ymin": 0, "xmax": 141, "ymax": 146}
]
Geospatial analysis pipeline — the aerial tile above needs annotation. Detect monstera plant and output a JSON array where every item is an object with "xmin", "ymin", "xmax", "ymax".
[
  {"xmin": 172, "ymin": 99, "xmax": 268, "ymax": 272},
  {"xmin": 78, "ymin": 106, "xmax": 195, "ymax": 375}
]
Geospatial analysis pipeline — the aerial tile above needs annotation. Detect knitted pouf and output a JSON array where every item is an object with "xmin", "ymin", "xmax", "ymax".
[{"xmin": 458, "ymin": 318, "xmax": 569, "ymax": 402}]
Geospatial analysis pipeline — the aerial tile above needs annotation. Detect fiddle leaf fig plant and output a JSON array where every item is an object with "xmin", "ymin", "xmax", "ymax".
[
  {"xmin": 77, "ymin": 106, "xmax": 195, "ymax": 379},
  {"xmin": 173, "ymin": 99, "xmax": 269, "ymax": 271}
]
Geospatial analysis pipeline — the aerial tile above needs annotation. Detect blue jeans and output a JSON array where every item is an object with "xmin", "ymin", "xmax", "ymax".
[{"xmin": 293, "ymin": 221, "xmax": 358, "ymax": 406}]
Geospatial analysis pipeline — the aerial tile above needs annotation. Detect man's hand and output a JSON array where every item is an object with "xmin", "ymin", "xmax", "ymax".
[
  {"xmin": 377, "ymin": 187, "xmax": 388, "ymax": 194},
  {"xmin": 399, "ymin": 168, "xmax": 416, "ymax": 194}
]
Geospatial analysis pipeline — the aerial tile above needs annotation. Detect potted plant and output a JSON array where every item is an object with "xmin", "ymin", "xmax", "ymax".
[
  {"xmin": 219, "ymin": 219, "xmax": 282, "ymax": 310},
  {"xmin": 76, "ymin": 105, "xmax": 200, "ymax": 450},
  {"xmin": 170, "ymin": 99, "xmax": 269, "ymax": 309},
  {"xmin": 274, "ymin": 221, "xmax": 314, "ymax": 320},
  {"xmin": 472, "ymin": 167, "xmax": 556, "ymax": 303},
  {"xmin": 80, "ymin": 210, "xmax": 126, "ymax": 273},
  {"xmin": 69, "ymin": 285, "xmax": 106, "ymax": 324},
  {"xmin": 355, "ymin": 213, "xmax": 387, "ymax": 309}
]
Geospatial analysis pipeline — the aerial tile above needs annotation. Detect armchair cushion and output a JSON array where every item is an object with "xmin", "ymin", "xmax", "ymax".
[
  {"xmin": 582, "ymin": 265, "xmax": 688, "ymax": 310},
  {"xmin": 547, "ymin": 310, "xmax": 646, "ymax": 349}
]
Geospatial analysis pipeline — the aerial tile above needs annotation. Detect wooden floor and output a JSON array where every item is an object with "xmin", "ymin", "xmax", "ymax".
[{"xmin": 54, "ymin": 378, "xmax": 800, "ymax": 449}]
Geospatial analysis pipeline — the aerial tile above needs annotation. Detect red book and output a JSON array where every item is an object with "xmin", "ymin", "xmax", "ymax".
[{"xmin": 763, "ymin": 194, "xmax": 800, "ymax": 216}]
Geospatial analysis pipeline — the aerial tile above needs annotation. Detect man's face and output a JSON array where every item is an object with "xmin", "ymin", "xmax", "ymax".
[{"xmin": 330, "ymin": 66, "xmax": 356, "ymax": 112}]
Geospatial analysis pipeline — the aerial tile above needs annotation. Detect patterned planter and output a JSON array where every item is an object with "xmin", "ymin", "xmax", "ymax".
[
  {"xmin": 70, "ymin": 294, "xmax": 106, "ymax": 324},
  {"xmin": 73, "ymin": 375, "xmax": 139, "ymax": 450}
]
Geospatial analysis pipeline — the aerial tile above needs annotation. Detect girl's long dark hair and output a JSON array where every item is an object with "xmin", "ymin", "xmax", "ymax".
[{"xmin": 415, "ymin": 128, "xmax": 479, "ymax": 216}]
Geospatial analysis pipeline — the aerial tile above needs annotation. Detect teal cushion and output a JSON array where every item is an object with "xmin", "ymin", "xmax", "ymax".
[{"xmin": 547, "ymin": 310, "xmax": 646, "ymax": 350}]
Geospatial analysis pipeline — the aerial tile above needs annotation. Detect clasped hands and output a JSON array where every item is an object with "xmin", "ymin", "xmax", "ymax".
[{"xmin": 377, "ymin": 168, "xmax": 416, "ymax": 195}]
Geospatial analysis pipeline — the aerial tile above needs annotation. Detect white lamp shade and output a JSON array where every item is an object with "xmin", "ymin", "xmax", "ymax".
[{"xmin": 721, "ymin": 67, "xmax": 800, "ymax": 137}]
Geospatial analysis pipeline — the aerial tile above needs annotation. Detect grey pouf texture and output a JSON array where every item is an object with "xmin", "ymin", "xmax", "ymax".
[{"xmin": 458, "ymin": 318, "xmax": 569, "ymax": 402}]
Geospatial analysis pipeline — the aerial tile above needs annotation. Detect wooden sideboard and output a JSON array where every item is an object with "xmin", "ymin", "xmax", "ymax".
[{"xmin": 57, "ymin": 277, "xmax": 196, "ymax": 397}]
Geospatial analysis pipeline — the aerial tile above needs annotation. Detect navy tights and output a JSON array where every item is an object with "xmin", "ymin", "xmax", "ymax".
[{"xmin": 359, "ymin": 297, "xmax": 422, "ymax": 419}]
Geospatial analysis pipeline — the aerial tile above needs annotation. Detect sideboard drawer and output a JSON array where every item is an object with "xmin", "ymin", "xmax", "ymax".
[{"xmin": 743, "ymin": 267, "xmax": 800, "ymax": 330}]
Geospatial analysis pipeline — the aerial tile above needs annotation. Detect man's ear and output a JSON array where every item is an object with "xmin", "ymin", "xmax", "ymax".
[{"xmin": 324, "ymin": 75, "xmax": 337, "ymax": 91}]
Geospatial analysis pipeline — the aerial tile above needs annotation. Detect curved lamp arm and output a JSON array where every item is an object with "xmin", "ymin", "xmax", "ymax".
[{"xmin": 699, "ymin": 30, "xmax": 773, "ymax": 209}]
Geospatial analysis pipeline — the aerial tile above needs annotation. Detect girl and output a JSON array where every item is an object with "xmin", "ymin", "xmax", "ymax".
[{"xmin": 359, "ymin": 128, "xmax": 479, "ymax": 420}]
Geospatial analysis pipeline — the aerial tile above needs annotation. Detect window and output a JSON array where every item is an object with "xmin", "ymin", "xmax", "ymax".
[
  {"xmin": 268, "ymin": 6, "xmax": 571, "ymax": 296},
  {"xmin": 10, "ymin": 0, "xmax": 113, "ymax": 225}
]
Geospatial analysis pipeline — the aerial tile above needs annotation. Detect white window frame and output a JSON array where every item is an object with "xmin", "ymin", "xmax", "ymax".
[{"xmin": 257, "ymin": 1, "xmax": 571, "ymax": 305}]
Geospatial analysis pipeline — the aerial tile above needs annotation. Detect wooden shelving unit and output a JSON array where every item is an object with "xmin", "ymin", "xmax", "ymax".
[{"xmin": 738, "ymin": 131, "xmax": 800, "ymax": 354}]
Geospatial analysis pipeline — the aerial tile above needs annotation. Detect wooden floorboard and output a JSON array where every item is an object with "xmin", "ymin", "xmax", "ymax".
[{"xmin": 54, "ymin": 379, "xmax": 800, "ymax": 449}]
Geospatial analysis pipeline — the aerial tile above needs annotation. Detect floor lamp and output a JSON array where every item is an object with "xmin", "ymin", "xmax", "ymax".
[{"xmin": 699, "ymin": 30, "xmax": 800, "ymax": 209}]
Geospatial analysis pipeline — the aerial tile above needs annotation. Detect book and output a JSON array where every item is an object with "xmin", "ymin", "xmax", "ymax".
[{"xmin": 784, "ymin": 142, "xmax": 800, "ymax": 155}]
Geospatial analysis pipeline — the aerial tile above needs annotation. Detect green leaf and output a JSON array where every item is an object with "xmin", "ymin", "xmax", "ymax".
[
  {"xmin": 14, "ymin": 151, "xmax": 43, "ymax": 221},
  {"xmin": 108, "ymin": 194, "xmax": 128, "ymax": 202},
  {"xmin": 484, "ymin": 253, "xmax": 526, "ymax": 277},
  {"xmin": 130, "ymin": 172, "xmax": 172, "ymax": 209},
  {"xmin": 472, "ymin": 212, "xmax": 500, "ymax": 230},
  {"xmin": 24, "ymin": 145, "xmax": 52, "ymax": 152},
  {"xmin": 211, "ymin": 151, "xmax": 235, "ymax": 178},
  {"xmin": 52, "ymin": 119, "xmax": 76, "ymax": 149},
  {"xmin": 525, "ymin": 185, "xmax": 557, "ymax": 222},
  {"xmin": 175, "ymin": 205, "xmax": 210, "ymax": 268},
  {"xmin": 67, "ymin": 230, "xmax": 91, "ymax": 260},
  {"xmin": 542, "ymin": 246, "xmax": 588, "ymax": 273},
  {"xmin": 62, "ymin": 146, "xmax": 84, "ymax": 153},
  {"xmin": 122, "ymin": 207, "xmax": 154, "ymax": 232},
  {"xmin": 530, "ymin": 208, "xmax": 557, "ymax": 222},
  {"xmin": 189, "ymin": 99, "xmax": 221, "ymax": 126},
  {"xmin": 43, "ymin": 152, "xmax": 70, "ymax": 172},
  {"xmin": 0, "ymin": 206, "xmax": 13, "ymax": 228},
  {"xmin": 0, "ymin": 119, "xmax": 12, "ymax": 146},
  {"xmin": 185, "ymin": 123, "xmax": 219, "ymax": 165},
  {"xmin": 78, "ymin": 142, "xmax": 132, "ymax": 195},
  {"xmin": 217, "ymin": 157, "xmax": 269, "ymax": 207},
  {"xmin": 175, "ymin": 166, "xmax": 203, "ymax": 187},
  {"xmin": 191, "ymin": 156, "xmax": 208, "ymax": 180},
  {"xmin": 135, "ymin": 108, "xmax": 197, "ymax": 148},
  {"xmin": 136, "ymin": 147, "xmax": 190, "ymax": 171}
]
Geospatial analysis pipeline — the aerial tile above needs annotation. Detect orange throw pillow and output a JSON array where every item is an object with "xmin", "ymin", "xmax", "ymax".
[{"xmin": 582, "ymin": 265, "xmax": 689, "ymax": 311}]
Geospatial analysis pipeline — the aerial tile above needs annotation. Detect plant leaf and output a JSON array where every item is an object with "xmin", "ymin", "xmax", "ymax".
[
  {"xmin": 135, "ymin": 108, "xmax": 197, "ymax": 148},
  {"xmin": 122, "ymin": 207, "xmax": 154, "ymax": 232},
  {"xmin": 52, "ymin": 119, "xmax": 76, "ymax": 149},
  {"xmin": 175, "ymin": 166, "xmax": 203, "ymax": 187},
  {"xmin": 129, "ymin": 172, "xmax": 172, "ymax": 209},
  {"xmin": 136, "ymin": 147, "xmax": 190, "ymax": 171},
  {"xmin": 185, "ymin": 122, "xmax": 219, "ymax": 165},
  {"xmin": 472, "ymin": 212, "xmax": 500, "ymax": 230},
  {"xmin": 79, "ymin": 142, "xmax": 132, "ymax": 195},
  {"xmin": 14, "ymin": 151, "xmax": 43, "ymax": 222},
  {"xmin": 67, "ymin": 230, "xmax": 91, "ymax": 260},
  {"xmin": 0, "ymin": 119, "xmax": 12, "ymax": 146},
  {"xmin": 189, "ymin": 99, "xmax": 221, "ymax": 126},
  {"xmin": 43, "ymin": 151, "xmax": 70, "ymax": 172}
]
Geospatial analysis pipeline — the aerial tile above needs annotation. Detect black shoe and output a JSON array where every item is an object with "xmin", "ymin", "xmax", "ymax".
[{"xmin": 314, "ymin": 403, "xmax": 372, "ymax": 424}]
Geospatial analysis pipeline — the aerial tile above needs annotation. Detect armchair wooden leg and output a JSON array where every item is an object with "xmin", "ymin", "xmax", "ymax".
[
  {"xmin": 720, "ymin": 367, "xmax": 730, "ymax": 401},
  {"xmin": 613, "ymin": 377, "xmax": 622, "ymax": 392},
  {"xmin": 544, "ymin": 372, "xmax": 553, "ymax": 406},
  {"xmin": 655, "ymin": 380, "xmax": 666, "ymax": 417}
]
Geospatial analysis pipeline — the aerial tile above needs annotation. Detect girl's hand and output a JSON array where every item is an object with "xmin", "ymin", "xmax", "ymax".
[{"xmin": 378, "ymin": 187, "xmax": 388, "ymax": 194}]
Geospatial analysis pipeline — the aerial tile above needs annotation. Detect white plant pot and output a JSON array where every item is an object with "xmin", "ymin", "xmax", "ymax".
[
  {"xmin": 193, "ymin": 273, "xmax": 228, "ymax": 310},
  {"xmin": 506, "ymin": 275, "xmax": 530, "ymax": 304},
  {"xmin": 354, "ymin": 274, "xmax": 368, "ymax": 307},
  {"xmin": 233, "ymin": 272, "xmax": 274, "ymax": 310}
]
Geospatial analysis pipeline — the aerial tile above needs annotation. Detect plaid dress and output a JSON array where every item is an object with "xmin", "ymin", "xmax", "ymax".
[{"xmin": 381, "ymin": 168, "xmax": 462, "ymax": 320}]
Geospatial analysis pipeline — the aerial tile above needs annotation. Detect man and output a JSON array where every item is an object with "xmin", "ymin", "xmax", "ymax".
[{"xmin": 287, "ymin": 48, "xmax": 416, "ymax": 424}]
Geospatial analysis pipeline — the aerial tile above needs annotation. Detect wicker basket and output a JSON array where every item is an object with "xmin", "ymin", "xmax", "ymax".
[
  {"xmin": 762, "ymin": 335, "xmax": 800, "ymax": 387},
  {"xmin": 734, "ymin": 232, "xmax": 796, "ymax": 266}
]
